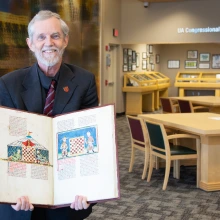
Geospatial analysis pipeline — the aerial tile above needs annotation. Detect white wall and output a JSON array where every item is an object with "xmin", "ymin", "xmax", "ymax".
[
  {"xmin": 100, "ymin": 0, "xmax": 124, "ymax": 112},
  {"xmin": 121, "ymin": 0, "xmax": 220, "ymax": 44}
]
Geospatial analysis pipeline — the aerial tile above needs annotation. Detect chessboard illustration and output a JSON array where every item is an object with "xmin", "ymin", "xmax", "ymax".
[
  {"xmin": 7, "ymin": 132, "xmax": 49, "ymax": 165},
  {"xmin": 57, "ymin": 126, "xmax": 98, "ymax": 159}
]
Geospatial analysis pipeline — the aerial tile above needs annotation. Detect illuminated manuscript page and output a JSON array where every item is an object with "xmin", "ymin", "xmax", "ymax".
[
  {"xmin": 0, "ymin": 107, "xmax": 54, "ymax": 206},
  {"xmin": 52, "ymin": 105, "xmax": 119, "ymax": 205}
]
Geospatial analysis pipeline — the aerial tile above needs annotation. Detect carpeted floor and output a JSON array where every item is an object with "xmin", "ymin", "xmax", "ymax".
[{"xmin": 87, "ymin": 114, "xmax": 220, "ymax": 220}]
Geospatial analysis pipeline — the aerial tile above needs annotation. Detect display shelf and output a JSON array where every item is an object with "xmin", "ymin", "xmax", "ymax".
[
  {"xmin": 122, "ymin": 72, "xmax": 170, "ymax": 114},
  {"xmin": 123, "ymin": 73, "xmax": 157, "ymax": 90},
  {"xmin": 175, "ymin": 71, "xmax": 220, "ymax": 97},
  {"xmin": 146, "ymin": 72, "xmax": 170, "ymax": 90}
]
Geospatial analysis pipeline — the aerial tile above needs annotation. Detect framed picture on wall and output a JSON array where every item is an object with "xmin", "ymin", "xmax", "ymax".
[
  {"xmin": 128, "ymin": 56, "xmax": 132, "ymax": 65},
  {"xmin": 168, "ymin": 60, "xmax": 180, "ymax": 69},
  {"xmin": 156, "ymin": 54, "xmax": 160, "ymax": 64},
  {"xmin": 123, "ymin": 65, "xmax": 128, "ymax": 72},
  {"xmin": 132, "ymin": 51, "xmax": 136, "ymax": 63},
  {"xmin": 123, "ymin": 56, "xmax": 127, "ymax": 64},
  {"xmin": 151, "ymin": 64, "xmax": 155, "ymax": 71},
  {"xmin": 128, "ymin": 49, "xmax": 132, "ymax": 56},
  {"xmin": 199, "ymin": 63, "xmax": 210, "ymax": 69},
  {"xmin": 185, "ymin": 60, "xmax": 197, "ymax": 69},
  {"xmin": 149, "ymin": 45, "xmax": 153, "ymax": 54},
  {"xmin": 142, "ymin": 60, "xmax": 147, "ymax": 70},
  {"xmin": 132, "ymin": 64, "xmax": 136, "ymax": 71},
  {"xmin": 149, "ymin": 55, "xmax": 154, "ymax": 64},
  {"xmin": 136, "ymin": 53, "xmax": 140, "ymax": 67},
  {"xmin": 123, "ymin": 48, "xmax": 127, "ymax": 55},
  {"xmin": 187, "ymin": 50, "xmax": 198, "ymax": 59},
  {"xmin": 212, "ymin": 54, "xmax": 220, "ymax": 69},
  {"xmin": 199, "ymin": 53, "xmax": 210, "ymax": 62}
]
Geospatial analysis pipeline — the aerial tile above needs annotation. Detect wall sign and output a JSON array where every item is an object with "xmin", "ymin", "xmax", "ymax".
[{"xmin": 177, "ymin": 26, "xmax": 220, "ymax": 34}]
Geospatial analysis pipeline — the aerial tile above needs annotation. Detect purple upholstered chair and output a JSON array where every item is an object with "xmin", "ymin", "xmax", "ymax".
[
  {"xmin": 178, "ymin": 99, "xmax": 209, "ymax": 113},
  {"xmin": 126, "ymin": 115, "xmax": 149, "ymax": 179},
  {"xmin": 160, "ymin": 97, "xmax": 179, "ymax": 113}
]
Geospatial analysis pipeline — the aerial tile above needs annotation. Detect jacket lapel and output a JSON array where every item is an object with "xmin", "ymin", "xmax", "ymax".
[
  {"xmin": 21, "ymin": 63, "xmax": 43, "ymax": 113},
  {"xmin": 53, "ymin": 63, "xmax": 78, "ymax": 115}
]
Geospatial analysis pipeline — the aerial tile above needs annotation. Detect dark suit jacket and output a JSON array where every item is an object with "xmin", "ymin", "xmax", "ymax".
[{"xmin": 0, "ymin": 63, "xmax": 98, "ymax": 220}]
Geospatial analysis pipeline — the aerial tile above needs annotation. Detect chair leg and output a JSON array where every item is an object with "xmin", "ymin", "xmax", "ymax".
[
  {"xmin": 162, "ymin": 159, "xmax": 171, "ymax": 190},
  {"xmin": 142, "ymin": 147, "xmax": 149, "ymax": 179},
  {"xmin": 175, "ymin": 160, "xmax": 180, "ymax": 179},
  {"xmin": 147, "ymin": 153, "xmax": 154, "ymax": 182},
  {"xmin": 196, "ymin": 139, "xmax": 201, "ymax": 188},
  {"xmin": 129, "ymin": 146, "xmax": 135, "ymax": 172},
  {"xmin": 172, "ymin": 138, "xmax": 179, "ymax": 179},
  {"xmin": 197, "ymin": 157, "xmax": 201, "ymax": 188},
  {"xmin": 173, "ymin": 161, "xmax": 176, "ymax": 178},
  {"xmin": 155, "ymin": 156, "xmax": 159, "ymax": 170}
]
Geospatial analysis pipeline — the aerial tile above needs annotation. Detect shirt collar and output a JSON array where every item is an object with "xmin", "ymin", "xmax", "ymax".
[{"xmin": 37, "ymin": 65, "xmax": 60, "ymax": 89}]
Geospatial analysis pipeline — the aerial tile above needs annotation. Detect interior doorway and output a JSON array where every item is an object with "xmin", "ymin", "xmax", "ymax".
[{"xmin": 106, "ymin": 44, "xmax": 119, "ymax": 107}]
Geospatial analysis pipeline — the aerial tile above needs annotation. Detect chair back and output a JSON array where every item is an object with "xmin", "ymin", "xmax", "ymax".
[
  {"xmin": 145, "ymin": 121, "xmax": 166, "ymax": 150},
  {"xmin": 178, "ymin": 100, "xmax": 193, "ymax": 113},
  {"xmin": 160, "ymin": 97, "xmax": 173, "ymax": 113},
  {"xmin": 126, "ymin": 115, "xmax": 145, "ymax": 147}
]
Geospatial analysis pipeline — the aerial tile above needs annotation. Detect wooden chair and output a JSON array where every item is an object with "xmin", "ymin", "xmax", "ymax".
[
  {"xmin": 178, "ymin": 99, "xmax": 209, "ymax": 113},
  {"xmin": 126, "ymin": 115, "xmax": 149, "ymax": 179},
  {"xmin": 160, "ymin": 97, "xmax": 179, "ymax": 113},
  {"xmin": 159, "ymin": 97, "xmax": 180, "ymax": 172},
  {"xmin": 160, "ymin": 97, "xmax": 178, "ymax": 138},
  {"xmin": 144, "ymin": 119, "xmax": 201, "ymax": 190}
]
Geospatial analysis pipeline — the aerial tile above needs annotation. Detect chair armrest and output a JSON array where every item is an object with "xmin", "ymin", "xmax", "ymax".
[
  {"xmin": 193, "ymin": 106, "xmax": 209, "ymax": 110},
  {"xmin": 173, "ymin": 104, "xmax": 179, "ymax": 107},
  {"xmin": 167, "ymin": 133, "xmax": 200, "ymax": 140},
  {"xmin": 171, "ymin": 99, "xmax": 178, "ymax": 104},
  {"xmin": 172, "ymin": 104, "xmax": 179, "ymax": 113}
]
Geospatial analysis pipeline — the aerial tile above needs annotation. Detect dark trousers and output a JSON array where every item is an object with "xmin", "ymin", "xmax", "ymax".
[
  {"xmin": 31, "ymin": 206, "xmax": 93, "ymax": 220},
  {"xmin": 0, "ymin": 204, "xmax": 93, "ymax": 220}
]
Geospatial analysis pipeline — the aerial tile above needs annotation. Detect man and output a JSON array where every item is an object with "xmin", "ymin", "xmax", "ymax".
[{"xmin": 0, "ymin": 10, "xmax": 98, "ymax": 220}]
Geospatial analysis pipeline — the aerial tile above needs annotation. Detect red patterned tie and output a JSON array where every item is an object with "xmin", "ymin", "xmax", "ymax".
[{"xmin": 43, "ymin": 80, "xmax": 56, "ymax": 116}]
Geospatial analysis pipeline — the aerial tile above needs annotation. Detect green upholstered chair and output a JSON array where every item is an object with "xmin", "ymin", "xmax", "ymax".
[
  {"xmin": 126, "ymin": 115, "xmax": 149, "ymax": 179},
  {"xmin": 144, "ymin": 119, "xmax": 201, "ymax": 190}
]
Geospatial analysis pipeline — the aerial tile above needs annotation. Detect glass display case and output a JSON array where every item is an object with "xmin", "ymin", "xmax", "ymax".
[
  {"xmin": 146, "ymin": 72, "xmax": 170, "ymax": 89},
  {"xmin": 175, "ymin": 72, "xmax": 201, "ymax": 83},
  {"xmin": 123, "ymin": 73, "xmax": 157, "ymax": 89},
  {"xmin": 122, "ymin": 73, "xmax": 157, "ymax": 114},
  {"xmin": 175, "ymin": 72, "xmax": 220, "ymax": 97},
  {"xmin": 122, "ymin": 72, "xmax": 170, "ymax": 114},
  {"xmin": 200, "ymin": 72, "xmax": 220, "ymax": 83}
]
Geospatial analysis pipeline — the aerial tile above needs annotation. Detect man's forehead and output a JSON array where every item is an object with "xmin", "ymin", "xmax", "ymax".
[
  {"xmin": 34, "ymin": 31, "xmax": 61, "ymax": 36},
  {"xmin": 32, "ymin": 18, "xmax": 62, "ymax": 33}
]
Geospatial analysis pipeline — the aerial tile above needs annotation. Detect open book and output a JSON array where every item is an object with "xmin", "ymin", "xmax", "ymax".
[{"xmin": 0, "ymin": 104, "xmax": 119, "ymax": 207}]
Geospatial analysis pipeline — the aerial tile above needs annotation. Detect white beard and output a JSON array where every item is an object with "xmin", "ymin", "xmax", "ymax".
[{"xmin": 34, "ymin": 47, "xmax": 65, "ymax": 67}]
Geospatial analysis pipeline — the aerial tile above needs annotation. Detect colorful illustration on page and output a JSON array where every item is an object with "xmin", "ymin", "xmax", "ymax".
[
  {"xmin": 7, "ymin": 132, "xmax": 50, "ymax": 166},
  {"xmin": 57, "ymin": 126, "xmax": 98, "ymax": 160}
]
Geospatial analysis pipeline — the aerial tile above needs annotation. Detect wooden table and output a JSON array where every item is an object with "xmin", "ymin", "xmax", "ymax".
[
  {"xmin": 138, "ymin": 112, "xmax": 220, "ymax": 191},
  {"xmin": 170, "ymin": 96, "xmax": 220, "ymax": 113}
]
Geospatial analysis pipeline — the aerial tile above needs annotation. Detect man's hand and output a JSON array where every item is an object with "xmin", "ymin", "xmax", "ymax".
[
  {"xmin": 11, "ymin": 196, "xmax": 34, "ymax": 211},
  {"xmin": 70, "ymin": 195, "xmax": 90, "ymax": 210}
]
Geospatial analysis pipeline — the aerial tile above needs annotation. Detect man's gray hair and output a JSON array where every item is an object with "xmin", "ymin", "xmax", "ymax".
[{"xmin": 27, "ymin": 10, "xmax": 69, "ymax": 41}]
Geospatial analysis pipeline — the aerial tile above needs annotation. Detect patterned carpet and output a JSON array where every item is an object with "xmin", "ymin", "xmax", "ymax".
[{"xmin": 87, "ymin": 115, "xmax": 220, "ymax": 220}]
